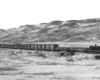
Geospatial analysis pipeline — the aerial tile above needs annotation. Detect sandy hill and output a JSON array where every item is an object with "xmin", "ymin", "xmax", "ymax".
[{"xmin": 0, "ymin": 18, "xmax": 100, "ymax": 43}]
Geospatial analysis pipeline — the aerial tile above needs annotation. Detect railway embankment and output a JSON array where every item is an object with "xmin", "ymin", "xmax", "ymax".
[{"xmin": 0, "ymin": 49, "xmax": 99, "ymax": 61}]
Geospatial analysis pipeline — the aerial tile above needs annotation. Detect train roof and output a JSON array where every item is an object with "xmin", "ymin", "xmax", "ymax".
[
  {"xmin": 0, "ymin": 43, "xmax": 58, "ymax": 45},
  {"xmin": 90, "ymin": 45, "xmax": 100, "ymax": 47}
]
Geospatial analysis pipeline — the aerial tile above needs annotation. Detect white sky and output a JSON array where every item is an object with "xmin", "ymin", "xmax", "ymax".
[{"xmin": 0, "ymin": 0, "xmax": 100, "ymax": 29}]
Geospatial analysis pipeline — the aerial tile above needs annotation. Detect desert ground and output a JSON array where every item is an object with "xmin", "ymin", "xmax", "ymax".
[{"xmin": 0, "ymin": 48, "xmax": 100, "ymax": 80}]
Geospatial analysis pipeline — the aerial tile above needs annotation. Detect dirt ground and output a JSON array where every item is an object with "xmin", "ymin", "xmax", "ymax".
[{"xmin": 0, "ymin": 51, "xmax": 100, "ymax": 80}]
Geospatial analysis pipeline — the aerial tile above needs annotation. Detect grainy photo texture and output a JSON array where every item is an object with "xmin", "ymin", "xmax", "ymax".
[{"xmin": 0, "ymin": 0, "xmax": 100, "ymax": 80}]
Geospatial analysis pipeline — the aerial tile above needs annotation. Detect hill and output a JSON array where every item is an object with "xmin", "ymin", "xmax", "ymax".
[{"xmin": 0, "ymin": 18, "xmax": 100, "ymax": 43}]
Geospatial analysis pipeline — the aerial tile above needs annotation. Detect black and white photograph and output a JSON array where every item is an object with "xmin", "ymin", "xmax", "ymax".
[{"xmin": 0, "ymin": 0, "xmax": 100, "ymax": 80}]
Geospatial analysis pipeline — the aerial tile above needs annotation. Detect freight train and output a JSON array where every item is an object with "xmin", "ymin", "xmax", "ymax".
[{"xmin": 0, "ymin": 43, "xmax": 100, "ymax": 53}]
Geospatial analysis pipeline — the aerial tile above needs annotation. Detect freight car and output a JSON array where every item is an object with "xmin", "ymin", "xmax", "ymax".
[{"xmin": 56, "ymin": 46, "xmax": 88, "ymax": 53}]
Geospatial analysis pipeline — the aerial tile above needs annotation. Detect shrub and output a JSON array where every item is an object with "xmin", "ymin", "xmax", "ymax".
[
  {"xmin": 37, "ymin": 53, "xmax": 47, "ymax": 58},
  {"xmin": 95, "ymin": 55, "xmax": 100, "ymax": 60}
]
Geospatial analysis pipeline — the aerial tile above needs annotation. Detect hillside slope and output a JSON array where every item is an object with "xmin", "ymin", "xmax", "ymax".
[{"xmin": 0, "ymin": 18, "xmax": 100, "ymax": 43}]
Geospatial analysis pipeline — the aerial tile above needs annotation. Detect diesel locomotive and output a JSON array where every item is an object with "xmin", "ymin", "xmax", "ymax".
[{"xmin": 0, "ymin": 43, "xmax": 100, "ymax": 53}]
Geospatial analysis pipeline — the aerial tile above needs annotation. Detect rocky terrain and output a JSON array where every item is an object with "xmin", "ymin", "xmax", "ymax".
[
  {"xmin": 0, "ymin": 18, "xmax": 100, "ymax": 43},
  {"xmin": 0, "ymin": 49, "xmax": 100, "ymax": 80}
]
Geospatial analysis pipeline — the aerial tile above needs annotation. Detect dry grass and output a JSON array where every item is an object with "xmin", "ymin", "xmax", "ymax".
[{"xmin": 0, "ymin": 49, "xmax": 100, "ymax": 80}]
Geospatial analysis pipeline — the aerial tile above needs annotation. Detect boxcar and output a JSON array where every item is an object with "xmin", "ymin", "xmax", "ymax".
[
  {"xmin": 56, "ymin": 47, "xmax": 70, "ymax": 51},
  {"xmin": 30, "ymin": 44, "xmax": 58, "ymax": 51},
  {"xmin": 30, "ymin": 44, "xmax": 35, "ymax": 50},
  {"xmin": 45, "ymin": 44, "xmax": 58, "ymax": 51},
  {"xmin": 70, "ymin": 47, "xmax": 87, "ymax": 52}
]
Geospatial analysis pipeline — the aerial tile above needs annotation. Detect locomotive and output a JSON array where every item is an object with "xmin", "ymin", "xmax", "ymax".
[{"xmin": 0, "ymin": 43, "xmax": 100, "ymax": 53}]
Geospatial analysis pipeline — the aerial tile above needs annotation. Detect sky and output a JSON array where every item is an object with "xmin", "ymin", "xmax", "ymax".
[{"xmin": 0, "ymin": 0, "xmax": 100, "ymax": 29}]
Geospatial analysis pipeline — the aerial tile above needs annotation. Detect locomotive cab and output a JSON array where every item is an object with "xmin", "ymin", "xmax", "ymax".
[{"xmin": 89, "ymin": 44, "xmax": 100, "ymax": 50}]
